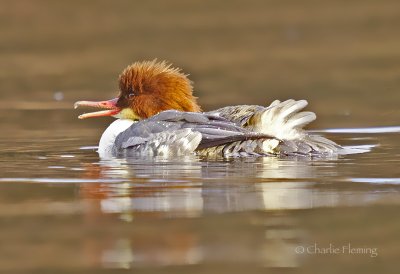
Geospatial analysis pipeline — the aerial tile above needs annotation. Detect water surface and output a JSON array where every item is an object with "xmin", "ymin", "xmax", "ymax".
[{"xmin": 0, "ymin": 109, "xmax": 399, "ymax": 273}]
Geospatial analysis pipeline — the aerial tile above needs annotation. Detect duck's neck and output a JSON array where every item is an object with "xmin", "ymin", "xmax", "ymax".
[{"xmin": 98, "ymin": 119, "xmax": 135, "ymax": 158}]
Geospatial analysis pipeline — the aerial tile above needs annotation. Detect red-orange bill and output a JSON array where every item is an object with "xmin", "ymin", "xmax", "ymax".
[{"xmin": 74, "ymin": 98, "xmax": 121, "ymax": 119}]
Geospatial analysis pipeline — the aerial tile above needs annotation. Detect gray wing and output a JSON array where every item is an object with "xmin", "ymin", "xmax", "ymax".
[
  {"xmin": 206, "ymin": 105, "xmax": 265, "ymax": 126},
  {"xmin": 118, "ymin": 128, "xmax": 202, "ymax": 157},
  {"xmin": 113, "ymin": 110, "xmax": 275, "ymax": 157},
  {"xmin": 113, "ymin": 110, "xmax": 340, "ymax": 158}
]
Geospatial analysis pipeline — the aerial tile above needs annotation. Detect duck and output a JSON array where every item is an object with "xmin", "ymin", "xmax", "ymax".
[{"xmin": 74, "ymin": 60, "xmax": 343, "ymax": 158}]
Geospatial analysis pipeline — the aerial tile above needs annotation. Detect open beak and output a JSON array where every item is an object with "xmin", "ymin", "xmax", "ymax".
[{"xmin": 74, "ymin": 98, "xmax": 121, "ymax": 119}]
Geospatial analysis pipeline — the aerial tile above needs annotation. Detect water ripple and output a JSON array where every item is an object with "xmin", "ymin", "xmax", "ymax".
[
  {"xmin": 348, "ymin": 178, "xmax": 400, "ymax": 185},
  {"xmin": 0, "ymin": 178, "xmax": 126, "ymax": 184},
  {"xmin": 313, "ymin": 126, "xmax": 400, "ymax": 134}
]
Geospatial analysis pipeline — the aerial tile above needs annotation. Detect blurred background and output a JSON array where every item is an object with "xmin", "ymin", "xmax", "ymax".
[
  {"xmin": 1, "ymin": 0, "xmax": 399, "ymax": 129},
  {"xmin": 0, "ymin": 1, "xmax": 400, "ymax": 273}
]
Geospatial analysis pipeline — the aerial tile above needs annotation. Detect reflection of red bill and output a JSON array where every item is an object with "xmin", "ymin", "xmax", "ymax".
[{"xmin": 74, "ymin": 98, "xmax": 120, "ymax": 119}]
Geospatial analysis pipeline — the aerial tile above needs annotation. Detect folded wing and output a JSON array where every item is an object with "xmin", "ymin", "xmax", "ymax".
[{"xmin": 113, "ymin": 110, "xmax": 280, "ymax": 157}]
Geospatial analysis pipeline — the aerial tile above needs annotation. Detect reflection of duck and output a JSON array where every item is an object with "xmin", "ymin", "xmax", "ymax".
[
  {"xmin": 75, "ymin": 60, "xmax": 343, "ymax": 158},
  {"xmin": 79, "ymin": 155, "xmax": 339, "ymax": 215}
]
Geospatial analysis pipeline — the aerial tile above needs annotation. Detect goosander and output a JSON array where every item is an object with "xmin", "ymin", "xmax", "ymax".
[{"xmin": 75, "ymin": 60, "xmax": 343, "ymax": 158}]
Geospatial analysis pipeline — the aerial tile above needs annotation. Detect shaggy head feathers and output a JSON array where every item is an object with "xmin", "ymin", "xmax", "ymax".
[{"xmin": 116, "ymin": 60, "xmax": 201, "ymax": 118}]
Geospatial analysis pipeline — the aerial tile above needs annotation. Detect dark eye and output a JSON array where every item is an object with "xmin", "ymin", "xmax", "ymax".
[{"xmin": 127, "ymin": 93, "xmax": 135, "ymax": 99}]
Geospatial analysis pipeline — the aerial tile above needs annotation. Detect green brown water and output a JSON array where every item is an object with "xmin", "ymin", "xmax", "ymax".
[{"xmin": 1, "ymin": 1, "xmax": 400, "ymax": 273}]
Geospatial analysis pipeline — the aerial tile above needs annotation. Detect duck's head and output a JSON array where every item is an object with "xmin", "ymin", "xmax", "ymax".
[{"xmin": 74, "ymin": 60, "xmax": 201, "ymax": 120}]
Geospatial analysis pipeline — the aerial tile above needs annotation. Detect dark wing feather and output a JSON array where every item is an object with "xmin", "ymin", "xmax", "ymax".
[{"xmin": 196, "ymin": 133, "xmax": 275, "ymax": 150}]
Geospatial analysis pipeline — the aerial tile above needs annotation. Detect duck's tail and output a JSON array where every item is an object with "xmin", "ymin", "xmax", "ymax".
[
  {"xmin": 252, "ymin": 99, "xmax": 314, "ymax": 140},
  {"xmin": 251, "ymin": 99, "xmax": 344, "ymax": 155}
]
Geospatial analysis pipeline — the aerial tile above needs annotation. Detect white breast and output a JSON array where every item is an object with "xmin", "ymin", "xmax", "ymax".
[{"xmin": 98, "ymin": 119, "xmax": 135, "ymax": 158}]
